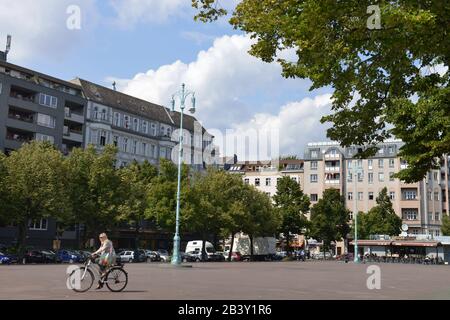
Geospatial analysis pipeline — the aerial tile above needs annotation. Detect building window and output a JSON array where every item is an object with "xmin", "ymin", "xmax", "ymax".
[
  {"xmin": 151, "ymin": 145, "xmax": 156, "ymax": 158},
  {"xmin": 368, "ymin": 159, "xmax": 373, "ymax": 170},
  {"xmin": 368, "ymin": 172, "xmax": 373, "ymax": 184},
  {"xmin": 36, "ymin": 133, "xmax": 54, "ymax": 144},
  {"xmin": 357, "ymin": 159, "xmax": 362, "ymax": 169},
  {"xmin": 255, "ymin": 178, "xmax": 260, "ymax": 186},
  {"xmin": 121, "ymin": 138, "xmax": 128, "ymax": 152},
  {"xmin": 166, "ymin": 127, "xmax": 172, "ymax": 138},
  {"xmin": 435, "ymin": 213, "xmax": 440, "ymax": 221},
  {"xmin": 37, "ymin": 113, "xmax": 56, "ymax": 128},
  {"xmin": 310, "ymin": 174, "xmax": 318, "ymax": 183},
  {"xmin": 310, "ymin": 161, "xmax": 318, "ymax": 170},
  {"xmin": 310, "ymin": 194, "xmax": 318, "ymax": 202},
  {"xmin": 266, "ymin": 178, "xmax": 271, "ymax": 186},
  {"xmin": 433, "ymin": 172, "xmax": 438, "ymax": 181},
  {"xmin": 434, "ymin": 192, "xmax": 440, "ymax": 201},
  {"xmin": 39, "ymin": 93, "xmax": 58, "ymax": 108},
  {"xmin": 151, "ymin": 123, "xmax": 157, "ymax": 136},
  {"xmin": 142, "ymin": 121, "xmax": 148, "ymax": 134},
  {"xmin": 349, "ymin": 212, "xmax": 354, "ymax": 220},
  {"xmin": 347, "ymin": 192, "xmax": 353, "ymax": 201},
  {"xmin": 435, "ymin": 230, "xmax": 440, "ymax": 237},
  {"xmin": 358, "ymin": 192, "xmax": 363, "ymax": 201},
  {"xmin": 131, "ymin": 140, "xmax": 137, "ymax": 154},
  {"xmin": 348, "ymin": 160, "xmax": 352, "ymax": 169},
  {"xmin": 99, "ymin": 131, "xmax": 107, "ymax": 146},
  {"xmin": 113, "ymin": 112, "xmax": 121, "ymax": 126},
  {"xmin": 369, "ymin": 192, "xmax": 374, "ymax": 200},
  {"xmin": 113, "ymin": 135, "xmax": 118, "ymax": 147},
  {"xmin": 389, "ymin": 191, "xmax": 395, "ymax": 200},
  {"xmin": 124, "ymin": 115, "xmax": 130, "ymax": 129},
  {"xmin": 389, "ymin": 158, "xmax": 395, "ymax": 168},
  {"xmin": 378, "ymin": 159, "xmax": 384, "ymax": 168},
  {"xmin": 388, "ymin": 146, "xmax": 395, "ymax": 154},
  {"xmin": 357, "ymin": 172, "xmax": 363, "ymax": 182},
  {"xmin": 428, "ymin": 212, "xmax": 433, "ymax": 221},
  {"xmin": 310, "ymin": 149, "xmax": 319, "ymax": 158},
  {"xmin": 389, "ymin": 172, "xmax": 395, "ymax": 181},
  {"xmin": 403, "ymin": 209, "xmax": 418, "ymax": 221},
  {"xmin": 141, "ymin": 142, "xmax": 147, "ymax": 155},
  {"xmin": 404, "ymin": 190, "xmax": 417, "ymax": 200},
  {"xmin": 244, "ymin": 178, "xmax": 249, "ymax": 185},
  {"xmin": 133, "ymin": 118, "xmax": 139, "ymax": 131},
  {"xmin": 378, "ymin": 172, "xmax": 384, "ymax": 182},
  {"xmin": 29, "ymin": 218, "xmax": 48, "ymax": 231}
]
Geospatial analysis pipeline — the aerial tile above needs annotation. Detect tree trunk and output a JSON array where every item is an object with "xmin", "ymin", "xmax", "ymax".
[
  {"xmin": 285, "ymin": 230, "xmax": 290, "ymax": 256},
  {"xmin": 228, "ymin": 232, "xmax": 235, "ymax": 262},
  {"xmin": 17, "ymin": 220, "xmax": 28, "ymax": 255},
  {"xmin": 202, "ymin": 236, "xmax": 207, "ymax": 262},
  {"xmin": 323, "ymin": 242, "xmax": 326, "ymax": 260},
  {"xmin": 135, "ymin": 221, "xmax": 140, "ymax": 251},
  {"xmin": 250, "ymin": 235, "xmax": 254, "ymax": 261}
]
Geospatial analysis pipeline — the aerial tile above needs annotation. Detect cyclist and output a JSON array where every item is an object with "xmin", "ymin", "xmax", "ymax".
[{"xmin": 91, "ymin": 233, "xmax": 116, "ymax": 289}]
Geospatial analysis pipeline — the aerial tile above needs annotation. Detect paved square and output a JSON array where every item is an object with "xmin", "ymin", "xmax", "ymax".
[{"xmin": 1, "ymin": 261, "xmax": 450, "ymax": 300}]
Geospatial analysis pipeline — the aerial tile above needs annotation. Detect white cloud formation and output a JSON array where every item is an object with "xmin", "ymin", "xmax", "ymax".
[
  {"xmin": 108, "ymin": 0, "xmax": 189, "ymax": 26},
  {"xmin": 0, "ymin": 0, "xmax": 97, "ymax": 63},
  {"xmin": 110, "ymin": 34, "xmax": 332, "ymax": 159}
]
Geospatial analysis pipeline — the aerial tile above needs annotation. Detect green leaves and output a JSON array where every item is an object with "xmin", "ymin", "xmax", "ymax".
[
  {"xmin": 310, "ymin": 188, "xmax": 350, "ymax": 250},
  {"xmin": 193, "ymin": 0, "xmax": 450, "ymax": 182},
  {"xmin": 353, "ymin": 187, "xmax": 402, "ymax": 239}
]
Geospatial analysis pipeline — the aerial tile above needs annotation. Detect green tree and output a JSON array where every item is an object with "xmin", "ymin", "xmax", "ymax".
[
  {"xmin": 355, "ymin": 188, "xmax": 402, "ymax": 239},
  {"xmin": 310, "ymin": 188, "xmax": 350, "ymax": 257},
  {"xmin": 0, "ymin": 152, "xmax": 8, "ymax": 227},
  {"xmin": 240, "ymin": 185, "xmax": 280, "ymax": 260},
  {"xmin": 193, "ymin": 1, "xmax": 450, "ymax": 182},
  {"xmin": 145, "ymin": 159, "xmax": 191, "ymax": 233},
  {"xmin": 65, "ymin": 144, "xmax": 123, "ymax": 248},
  {"xmin": 3, "ymin": 142, "xmax": 70, "ymax": 251},
  {"xmin": 117, "ymin": 160, "xmax": 158, "ymax": 250},
  {"xmin": 441, "ymin": 214, "xmax": 450, "ymax": 236},
  {"xmin": 273, "ymin": 176, "xmax": 310, "ymax": 254}
]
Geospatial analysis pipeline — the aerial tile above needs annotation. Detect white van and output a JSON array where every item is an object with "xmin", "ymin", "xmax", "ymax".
[{"xmin": 185, "ymin": 240, "xmax": 215, "ymax": 254}]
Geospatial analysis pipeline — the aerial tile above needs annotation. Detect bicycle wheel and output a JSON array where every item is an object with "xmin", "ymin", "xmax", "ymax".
[
  {"xmin": 68, "ymin": 267, "xmax": 94, "ymax": 293},
  {"xmin": 105, "ymin": 267, "xmax": 128, "ymax": 292}
]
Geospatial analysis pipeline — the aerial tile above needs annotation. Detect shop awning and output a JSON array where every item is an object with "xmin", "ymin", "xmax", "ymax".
[
  {"xmin": 391, "ymin": 241, "xmax": 441, "ymax": 247},
  {"xmin": 349, "ymin": 240, "xmax": 392, "ymax": 246}
]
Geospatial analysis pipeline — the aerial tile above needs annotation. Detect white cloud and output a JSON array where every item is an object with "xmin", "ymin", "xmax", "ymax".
[
  {"xmin": 224, "ymin": 94, "xmax": 333, "ymax": 160},
  {"xmin": 0, "ymin": 0, "xmax": 97, "ymax": 63},
  {"xmin": 108, "ymin": 0, "xmax": 189, "ymax": 26},
  {"xmin": 109, "ymin": 34, "xmax": 332, "ymax": 160}
]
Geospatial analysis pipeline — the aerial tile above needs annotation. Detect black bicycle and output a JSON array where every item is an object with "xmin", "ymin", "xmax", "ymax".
[{"xmin": 68, "ymin": 255, "xmax": 128, "ymax": 293}]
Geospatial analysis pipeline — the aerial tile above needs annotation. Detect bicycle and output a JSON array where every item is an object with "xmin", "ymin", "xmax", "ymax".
[{"xmin": 68, "ymin": 255, "xmax": 128, "ymax": 293}]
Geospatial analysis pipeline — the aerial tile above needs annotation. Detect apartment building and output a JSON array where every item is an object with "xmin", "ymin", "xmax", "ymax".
[
  {"xmin": 302, "ymin": 140, "xmax": 450, "ymax": 237},
  {"xmin": 72, "ymin": 78, "xmax": 213, "ymax": 171},
  {"xmin": 227, "ymin": 159, "xmax": 305, "ymax": 198},
  {"xmin": 0, "ymin": 60, "xmax": 86, "ymax": 155}
]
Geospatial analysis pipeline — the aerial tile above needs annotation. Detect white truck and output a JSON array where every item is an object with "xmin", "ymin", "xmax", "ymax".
[{"xmin": 224, "ymin": 234, "xmax": 277, "ymax": 261}]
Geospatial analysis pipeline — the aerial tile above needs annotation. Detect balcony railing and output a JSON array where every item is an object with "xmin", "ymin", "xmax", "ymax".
[
  {"xmin": 325, "ymin": 179, "xmax": 340, "ymax": 184},
  {"xmin": 8, "ymin": 112, "xmax": 34, "ymax": 123},
  {"xmin": 6, "ymin": 132, "xmax": 34, "ymax": 143},
  {"xmin": 325, "ymin": 166, "xmax": 340, "ymax": 172}
]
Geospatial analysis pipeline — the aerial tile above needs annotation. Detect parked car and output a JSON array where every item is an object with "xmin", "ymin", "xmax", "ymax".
[
  {"xmin": 133, "ymin": 249, "xmax": 147, "ymax": 263},
  {"xmin": 312, "ymin": 252, "xmax": 333, "ymax": 260},
  {"xmin": 0, "ymin": 252, "xmax": 12, "ymax": 264},
  {"xmin": 145, "ymin": 250, "xmax": 161, "ymax": 262},
  {"xmin": 23, "ymin": 250, "xmax": 48, "ymax": 264},
  {"xmin": 180, "ymin": 252, "xmax": 197, "ymax": 262},
  {"xmin": 208, "ymin": 251, "xmax": 226, "ymax": 262},
  {"xmin": 56, "ymin": 250, "xmax": 82, "ymax": 264},
  {"xmin": 157, "ymin": 249, "xmax": 170, "ymax": 262},
  {"xmin": 40, "ymin": 250, "xmax": 61, "ymax": 263},
  {"xmin": 117, "ymin": 251, "xmax": 134, "ymax": 263}
]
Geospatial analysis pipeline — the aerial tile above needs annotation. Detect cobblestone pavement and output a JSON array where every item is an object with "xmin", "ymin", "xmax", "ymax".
[{"xmin": 1, "ymin": 261, "xmax": 450, "ymax": 300}]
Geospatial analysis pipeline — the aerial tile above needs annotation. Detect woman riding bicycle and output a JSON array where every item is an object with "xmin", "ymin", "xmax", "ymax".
[{"xmin": 91, "ymin": 233, "xmax": 116, "ymax": 289}]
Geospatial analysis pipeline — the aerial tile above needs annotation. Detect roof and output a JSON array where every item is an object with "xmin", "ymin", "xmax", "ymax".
[
  {"xmin": 72, "ymin": 78, "xmax": 201, "ymax": 132},
  {"xmin": 0, "ymin": 60, "xmax": 82, "ymax": 91}
]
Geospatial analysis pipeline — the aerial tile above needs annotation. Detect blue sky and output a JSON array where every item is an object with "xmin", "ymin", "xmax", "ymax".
[{"xmin": 0, "ymin": 0, "xmax": 333, "ymax": 158}]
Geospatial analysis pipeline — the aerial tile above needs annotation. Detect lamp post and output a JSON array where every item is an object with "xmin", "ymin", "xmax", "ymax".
[
  {"xmin": 170, "ymin": 83, "xmax": 196, "ymax": 266},
  {"xmin": 353, "ymin": 163, "xmax": 363, "ymax": 263}
]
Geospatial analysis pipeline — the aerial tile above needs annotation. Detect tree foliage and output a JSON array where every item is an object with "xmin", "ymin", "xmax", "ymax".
[
  {"xmin": 193, "ymin": 0, "xmax": 450, "ymax": 182},
  {"xmin": 273, "ymin": 176, "xmax": 310, "ymax": 252},
  {"xmin": 354, "ymin": 187, "xmax": 402, "ymax": 239},
  {"xmin": 3, "ymin": 142, "xmax": 70, "ymax": 249},
  {"xmin": 310, "ymin": 188, "xmax": 350, "ymax": 252},
  {"xmin": 441, "ymin": 214, "xmax": 450, "ymax": 236}
]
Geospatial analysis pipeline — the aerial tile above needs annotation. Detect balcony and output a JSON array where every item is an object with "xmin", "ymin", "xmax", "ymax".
[
  {"xmin": 8, "ymin": 108, "xmax": 34, "ymax": 124},
  {"xmin": 325, "ymin": 166, "xmax": 340, "ymax": 172},
  {"xmin": 63, "ymin": 126, "xmax": 83, "ymax": 143},
  {"xmin": 65, "ymin": 107, "xmax": 84, "ymax": 124},
  {"xmin": 324, "ymin": 153, "xmax": 340, "ymax": 159},
  {"xmin": 325, "ymin": 179, "xmax": 341, "ymax": 185},
  {"xmin": 6, "ymin": 128, "xmax": 34, "ymax": 143},
  {"xmin": 9, "ymin": 87, "xmax": 37, "ymax": 103}
]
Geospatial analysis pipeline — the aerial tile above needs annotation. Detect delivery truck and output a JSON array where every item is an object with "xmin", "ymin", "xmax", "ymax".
[{"xmin": 224, "ymin": 234, "xmax": 277, "ymax": 261}]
